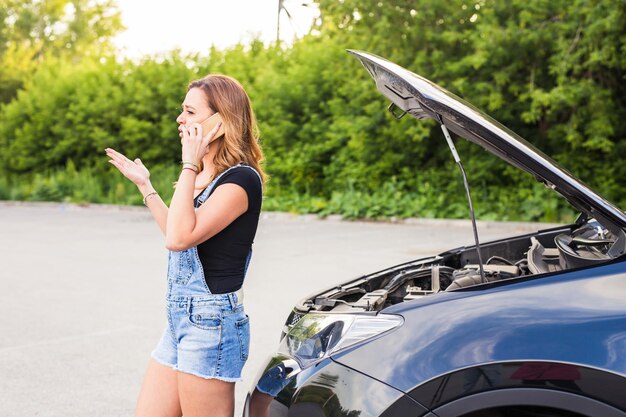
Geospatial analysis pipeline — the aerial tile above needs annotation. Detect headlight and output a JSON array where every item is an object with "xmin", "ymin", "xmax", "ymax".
[{"xmin": 277, "ymin": 313, "xmax": 403, "ymax": 369}]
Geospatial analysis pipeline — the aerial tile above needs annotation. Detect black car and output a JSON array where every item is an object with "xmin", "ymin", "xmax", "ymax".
[{"xmin": 244, "ymin": 51, "xmax": 626, "ymax": 417}]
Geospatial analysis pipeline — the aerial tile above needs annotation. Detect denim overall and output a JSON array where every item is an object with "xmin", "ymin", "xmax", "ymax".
[{"xmin": 151, "ymin": 165, "xmax": 259, "ymax": 381}]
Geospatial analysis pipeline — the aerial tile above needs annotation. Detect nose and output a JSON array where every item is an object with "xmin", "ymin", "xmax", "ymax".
[{"xmin": 176, "ymin": 113, "xmax": 185, "ymax": 125}]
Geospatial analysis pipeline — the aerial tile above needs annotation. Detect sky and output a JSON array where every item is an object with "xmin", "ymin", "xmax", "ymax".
[{"xmin": 112, "ymin": 0, "xmax": 319, "ymax": 58}]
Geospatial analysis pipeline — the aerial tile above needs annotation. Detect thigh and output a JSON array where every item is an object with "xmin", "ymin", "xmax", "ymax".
[
  {"xmin": 178, "ymin": 373, "xmax": 235, "ymax": 417},
  {"xmin": 135, "ymin": 359, "xmax": 182, "ymax": 417}
]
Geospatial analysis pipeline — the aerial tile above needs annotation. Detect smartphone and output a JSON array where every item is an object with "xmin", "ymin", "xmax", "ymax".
[{"xmin": 200, "ymin": 112, "xmax": 225, "ymax": 142}]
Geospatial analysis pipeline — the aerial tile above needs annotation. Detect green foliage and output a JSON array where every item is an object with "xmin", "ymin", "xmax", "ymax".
[
  {"xmin": 1, "ymin": 0, "xmax": 624, "ymax": 223},
  {"xmin": 0, "ymin": 0, "xmax": 123, "ymax": 103},
  {"xmin": 0, "ymin": 54, "xmax": 197, "ymax": 173},
  {"xmin": 307, "ymin": 0, "xmax": 626, "ymax": 215},
  {"xmin": 1, "ymin": 160, "xmax": 179, "ymax": 205}
]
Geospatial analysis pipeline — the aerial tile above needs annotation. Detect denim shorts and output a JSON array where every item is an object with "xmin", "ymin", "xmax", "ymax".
[{"xmin": 151, "ymin": 293, "xmax": 250, "ymax": 382}]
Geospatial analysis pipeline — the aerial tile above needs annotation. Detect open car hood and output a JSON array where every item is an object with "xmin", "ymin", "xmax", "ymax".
[{"xmin": 348, "ymin": 50, "xmax": 626, "ymax": 231}]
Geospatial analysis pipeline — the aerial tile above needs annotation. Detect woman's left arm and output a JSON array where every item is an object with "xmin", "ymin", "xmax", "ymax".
[
  {"xmin": 165, "ymin": 175, "xmax": 248, "ymax": 251},
  {"xmin": 165, "ymin": 121, "xmax": 248, "ymax": 251}
]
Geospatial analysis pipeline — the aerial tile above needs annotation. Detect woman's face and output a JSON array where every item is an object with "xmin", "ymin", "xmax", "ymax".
[{"xmin": 176, "ymin": 87, "xmax": 214, "ymax": 138}]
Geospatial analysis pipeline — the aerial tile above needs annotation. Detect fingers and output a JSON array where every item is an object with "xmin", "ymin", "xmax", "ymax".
[
  {"xmin": 181, "ymin": 122, "xmax": 210, "ymax": 153},
  {"xmin": 186, "ymin": 123, "xmax": 202, "ymax": 140},
  {"xmin": 105, "ymin": 148, "xmax": 137, "ymax": 173},
  {"xmin": 105, "ymin": 148, "xmax": 132, "ymax": 166},
  {"xmin": 107, "ymin": 158, "xmax": 125, "ymax": 174},
  {"xmin": 180, "ymin": 124, "xmax": 192, "ymax": 144},
  {"xmin": 105, "ymin": 147, "xmax": 128, "ymax": 160},
  {"xmin": 105, "ymin": 151, "xmax": 125, "ymax": 170},
  {"xmin": 182, "ymin": 122, "xmax": 220, "ymax": 142}
]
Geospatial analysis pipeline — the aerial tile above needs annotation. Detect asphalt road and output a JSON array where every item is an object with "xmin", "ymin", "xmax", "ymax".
[{"xmin": 0, "ymin": 202, "xmax": 557, "ymax": 416}]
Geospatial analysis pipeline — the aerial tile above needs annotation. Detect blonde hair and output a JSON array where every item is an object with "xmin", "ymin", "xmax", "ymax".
[{"xmin": 188, "ymin": 74, "xmax": 267, "ymax": 188}]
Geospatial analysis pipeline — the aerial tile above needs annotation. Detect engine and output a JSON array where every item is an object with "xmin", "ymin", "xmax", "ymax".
[{"xmin": 305, "ymin": 220, "xmax": 621, "ymax": 313}]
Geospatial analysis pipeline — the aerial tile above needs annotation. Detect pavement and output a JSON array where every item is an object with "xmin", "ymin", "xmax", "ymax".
[{"xmin": 0, "ymin": 202, "xmax": 558, "ymax": 416}]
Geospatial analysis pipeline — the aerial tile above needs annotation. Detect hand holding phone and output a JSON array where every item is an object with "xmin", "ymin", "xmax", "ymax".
[{"xmin": 200, "ymin": 112, "xmax": 225, "ymax": 142}]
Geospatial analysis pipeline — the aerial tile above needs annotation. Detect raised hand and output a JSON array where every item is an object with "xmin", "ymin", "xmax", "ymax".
[
  {"xmin": 105, "ymin": 148, "xmax": 150, "ymax": 187},
  {"xmin": 179, "ymin": 120, "xmax": 223, "ymax": 167}
]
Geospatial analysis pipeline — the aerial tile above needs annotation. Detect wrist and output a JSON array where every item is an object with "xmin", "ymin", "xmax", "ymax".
[
  {"xmin": 180, "ymin": 160, "xmax": 200, "ymax": 171},
  {"xmin": 137, "ymin": 181, "xmax": 155, "ymax": 195},
  {"xmin": 143, "ymin": 191, "xmax": 159, "ymax": 206},
  {"xmin": 181, "ymin": 166, "xmax": 199, "ymax": 175}
]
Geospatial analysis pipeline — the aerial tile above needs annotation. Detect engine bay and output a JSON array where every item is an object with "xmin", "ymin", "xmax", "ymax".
[{"xmin": 299, "ymin": 219, "xmax": 624, "ymax": 314}]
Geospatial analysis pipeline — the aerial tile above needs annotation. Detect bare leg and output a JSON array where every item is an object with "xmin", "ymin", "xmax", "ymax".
[
  {"xmin": 178, "ymin": 372, "xmax": 235, "ymax": 417},
  {"xmin": 135, "ymin": 359, "xmax": 182, "ymax": 417},
  {"xmin": 249, "ymin": 389, "xmax": 273, "ymax": 417}
]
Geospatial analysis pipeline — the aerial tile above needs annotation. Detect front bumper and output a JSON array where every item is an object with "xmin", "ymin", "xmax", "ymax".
[{"xmin": 243, "ymin": 354, "xmax": 427, "ymax": 417}]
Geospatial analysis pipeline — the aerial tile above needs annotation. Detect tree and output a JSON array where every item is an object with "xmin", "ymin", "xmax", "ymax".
[
  {"xmin": 0, "ymin": 0, "xmax": 123, "ymax": 103},
  {"xmin": 308, "ymin": 0, "xmax": 626, "ymax": 214},
  {"xmin": 1, "ymin": 0, "xmax": 624, "ymax": 220}
]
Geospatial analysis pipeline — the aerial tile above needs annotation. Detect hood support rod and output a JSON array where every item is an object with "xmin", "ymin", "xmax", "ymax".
[{"xmin": 438, "ymin": 119, "xmax": 487, "ymax": 284}]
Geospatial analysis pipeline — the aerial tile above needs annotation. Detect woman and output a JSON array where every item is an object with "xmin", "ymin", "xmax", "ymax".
[{"xmin": 105, "ymin": 74, "xmax": 265, "ymax": 417}]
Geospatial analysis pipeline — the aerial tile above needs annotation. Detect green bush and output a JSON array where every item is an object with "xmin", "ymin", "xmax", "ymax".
[
  {"xmin": 0, "ymin": 160, "xmax": 179, "ymax": 206},
  {"xmin": 1, "ymin": 0, "xmax": 624, "ymax": 223}
]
